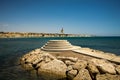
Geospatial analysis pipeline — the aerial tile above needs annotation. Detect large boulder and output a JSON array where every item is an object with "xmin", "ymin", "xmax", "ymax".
[
  {"xmin": 22, "ymin": 49, "xmax": 42, "ymax": 62},
  {"xmin": 32, "ymin": 52, "xmax": 56, "ymax": 64},
  {"xmin": 90, "ymin": 58, "xmax": 116, "ymax": 74},
  {"xmin": 87, "ymin": 63, "xmax": 99, "ymax": 79},
  {"xmin": 96, "ymin": 74, "xmax": 120, "ymax": 80},
  {"xmin": 97, "ymin": 63, "xmax": 116, "ymax": 74},
  {"xmin": 38, "ymin": 59, "xmax": 67, "ymax": 80},
  {"xmin": 87, "ymin": 63, "xmax": 99, "ymax": 74},
  {"xmin": 72, "ymin": 60, "xmax": 87, "ymax": 71},
  {"xmin": 89, "ymin": 58, "xmax": 107, "ymax": 66},
  {"xmin": 73, "ymin": 69, "xmax": 92, "ymax": 80}
]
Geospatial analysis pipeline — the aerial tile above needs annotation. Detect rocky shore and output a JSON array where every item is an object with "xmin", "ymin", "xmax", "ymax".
[{"xmin": 20, "ymin": 48, "xmax": 120, "ymax": 80}]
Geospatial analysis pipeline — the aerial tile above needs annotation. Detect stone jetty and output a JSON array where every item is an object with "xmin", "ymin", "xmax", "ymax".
[
  {"xmin": 41, "ymin": 40, "xmax": 80, "ymax": 51},
  {"xmin": 20, "ymin": 40, "xmax": 120, "ymax": 80}
]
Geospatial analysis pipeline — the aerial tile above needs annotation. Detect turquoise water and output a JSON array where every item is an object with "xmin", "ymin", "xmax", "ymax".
[{"xmin": 0, "ymin": 37, "xmax": 120, "ymax": 80}]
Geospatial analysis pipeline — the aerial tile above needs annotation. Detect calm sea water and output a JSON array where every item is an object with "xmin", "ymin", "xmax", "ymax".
[{"xmin": 0, "ymin": 37, "xmax": 120, "ymax": 80}]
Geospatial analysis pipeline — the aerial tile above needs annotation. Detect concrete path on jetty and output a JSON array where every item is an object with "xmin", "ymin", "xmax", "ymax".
[
  {"xmin": 72, "ymin": 48, "xmax": 120, "ymax": 64},
  {"xmin": 41, "ymin": 40, "xmax": 120, "ymax": 64}
]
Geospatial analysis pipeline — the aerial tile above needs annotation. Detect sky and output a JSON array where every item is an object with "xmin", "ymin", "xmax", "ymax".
[{"xmin": 0, "ymin": 0, "xmax": 120, "ymax": 36}]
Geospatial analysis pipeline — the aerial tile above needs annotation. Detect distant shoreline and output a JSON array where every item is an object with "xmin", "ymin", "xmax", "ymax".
[{"xmin": 0, "ymin": 32, "xmax": 93, "ymax": 38}]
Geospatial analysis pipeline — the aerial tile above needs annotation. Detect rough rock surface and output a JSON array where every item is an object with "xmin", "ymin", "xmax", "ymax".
[
  {"xmin": 87, "ymin": 63, "xmax": 99, "ymax": 74},
  {"xmin": 90, "ymin": 58, "xmax": 116, "ymax": 74},
  {"xmin": 96, "ymin": 74, "xmax": 120, "ymax": 80},
  {"xmin": 116, "ymin": 65, "xmax": 120, "ymax": 75},
  {"xmin": 65, "ymin": 60, "xmax": 75, "ymax": 66},
  {"xmin": 72, "ymin": 60, "xmax": 87, "ymax": 71},
  {"xmin": 97, "ymin": 63, "xmax": 116, "ymax": 74},
  {"xmin": 73, "ymin": 69, "xmax": 92, "ymax": 80},
  {"xmin": 67, "ymin": 65, "xmax": 73, "ymax": 71},
  {"xmin": 57, "ymin": 56, "xmax": 78, "ymax": 62},
  {"xmin": 21, "ymin": 63, "xmax": 34, "ymax": 71},
  {"xmin": 20, "ymin": 48, "xmax": 120, "ymax": 80},
  {"xmin": 67, "ymin": 70, "xmax": 78, "ymax": 79},
  {"xmin": 38, "ymin": 59, "xmax": 67, "ymax": 80},
  {"xmin": 87, "ymin": 63, "xmax": 99, "ymax": 79}
]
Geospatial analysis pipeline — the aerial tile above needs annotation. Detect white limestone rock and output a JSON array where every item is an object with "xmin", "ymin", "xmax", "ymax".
[
  {"xmin": 73, "ymin": 69, "xmax": 92, "ymax": 80},
  {"xmin": 87, "ymin": 63, "xmax": 99, "ymax": 74},
  {"xmin": 98, "ymin": 63, "xmax": 116, "ymax": 74},
  {"xmin": 72, "ymin": 60, "xmax": 87, "ymax": 71},
  {"xmin": 90, "ymin": 58, "xmax": 116, "ymax": 74},
  {"xmin": 38, "ymin": 59, "xmax": 67, "ymax": 80},
  {"xmin": 57, "ymin": 56, "xmax": 78, "ymax": 62},
  {"xmin": 96, "ymin": 73, "xmax": 120, "ymax": 80}
]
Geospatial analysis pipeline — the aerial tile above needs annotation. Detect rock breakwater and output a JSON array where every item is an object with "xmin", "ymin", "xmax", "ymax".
[{"xmin": 20, "ymin": 48, "xmax": 120, "ymax": 80}]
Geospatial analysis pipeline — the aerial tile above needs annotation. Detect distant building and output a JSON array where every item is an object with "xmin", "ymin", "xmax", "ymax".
[{"xmin": 61, "ymin": 28, "xmax": 64, "ymax": 34}]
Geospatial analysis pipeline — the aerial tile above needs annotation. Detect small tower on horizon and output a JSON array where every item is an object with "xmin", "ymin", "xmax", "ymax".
[{"xmin": 61, "ymin": 28, "xmax": 64, "ymax": 34}]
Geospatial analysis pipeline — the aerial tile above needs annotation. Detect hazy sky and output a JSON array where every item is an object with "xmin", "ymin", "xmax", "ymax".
[{"xmin": 0, "ymin": 0, "xmax": 120, "ymax": 36}]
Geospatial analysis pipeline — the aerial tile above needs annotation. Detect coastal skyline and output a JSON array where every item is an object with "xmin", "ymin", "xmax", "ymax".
[{"xmin": 0, "ymin": 0, "xmax": 120, "ymax": 36}]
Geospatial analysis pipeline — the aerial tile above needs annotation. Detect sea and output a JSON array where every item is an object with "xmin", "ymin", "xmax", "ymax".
[{"xmin": 0, "ymin": 37, "xmax": 120, "ymax": 80}]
